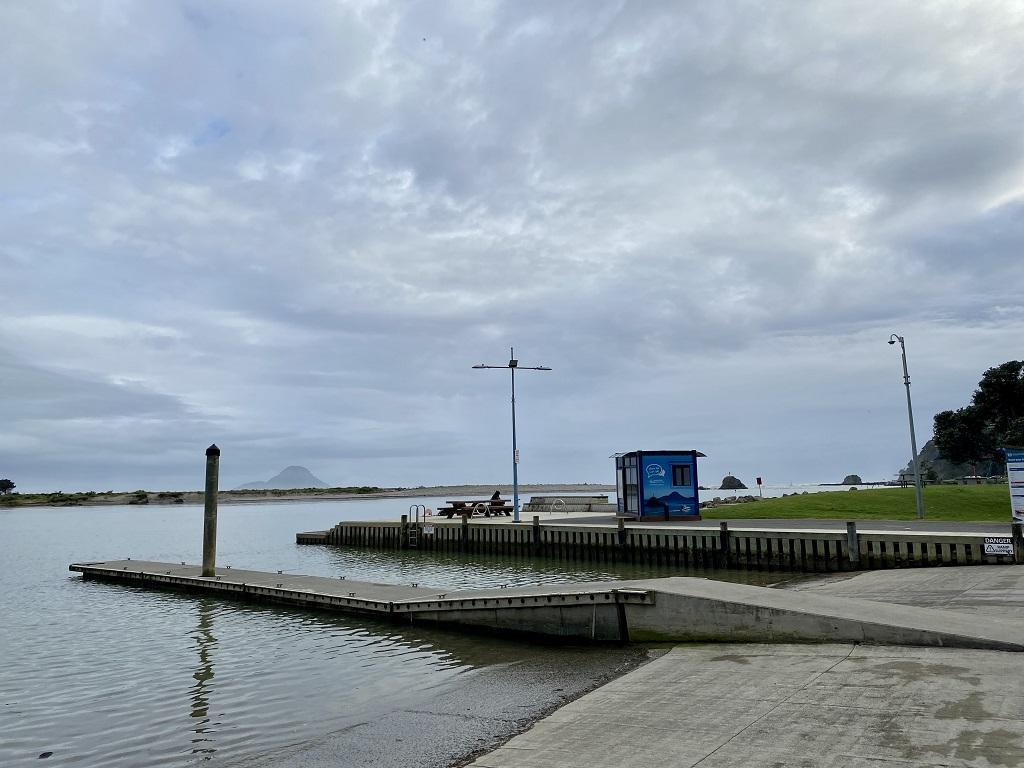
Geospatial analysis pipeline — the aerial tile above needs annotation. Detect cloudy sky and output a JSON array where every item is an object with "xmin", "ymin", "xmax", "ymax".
[{"xmin": 2, "ymin": 1, "xmax": 1022, "ymax": 493}]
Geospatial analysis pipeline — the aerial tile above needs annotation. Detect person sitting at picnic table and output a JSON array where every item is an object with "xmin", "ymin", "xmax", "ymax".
[{"xmin": 489, "ymin": 490, "xmax": 503, "ymax": 506}]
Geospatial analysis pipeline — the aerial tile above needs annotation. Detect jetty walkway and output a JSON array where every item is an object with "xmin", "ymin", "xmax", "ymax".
[{"xmin": 70, "ymin": 560, "xmax": 1024, "ymax": 650}]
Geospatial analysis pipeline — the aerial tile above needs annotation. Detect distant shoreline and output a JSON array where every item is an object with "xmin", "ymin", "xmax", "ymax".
[{"xmin": 0, "ymin": 483, "xmax": 616, "ymax": 508}]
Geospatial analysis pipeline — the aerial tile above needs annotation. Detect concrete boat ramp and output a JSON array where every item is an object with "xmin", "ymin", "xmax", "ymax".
[
  {"xmin": 69, "ymin": 559, "xmax": 1024, "ymax": 651},
  {"xmin": 467, "ymin": 567, "xmax": 1024, "ymax": 768}
]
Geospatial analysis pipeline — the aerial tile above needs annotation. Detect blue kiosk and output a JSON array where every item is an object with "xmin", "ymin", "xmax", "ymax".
[{"xmin": 613, "ymin": 450, "xmax": 705, "ymax": 520}]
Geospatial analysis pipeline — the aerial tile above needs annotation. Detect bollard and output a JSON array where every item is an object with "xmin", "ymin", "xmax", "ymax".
[
  {"xmin": 1013, "ymin": 523, "xmax": 1024, "ymax": 565},
  {"xmin": 846, "ymin": 521, "xmax": 860, "ymax": 566},
  {"xmin": 719, "ymin": 522, "xmax": 730, "ymax": 566},
  {"xmin": 201, "ymin": 444, "xmax": 220, "ymax": 577}
]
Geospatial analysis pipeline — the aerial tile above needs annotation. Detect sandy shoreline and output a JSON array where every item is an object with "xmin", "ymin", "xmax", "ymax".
[{"xmin": 3, "ymin": 483, "xmax": 615, "ymax": 507}]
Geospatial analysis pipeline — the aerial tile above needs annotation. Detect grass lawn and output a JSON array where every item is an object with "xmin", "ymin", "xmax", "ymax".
[{"xmin": 700, "ymin": 484, "xmax": 1013, "ymax": 523}]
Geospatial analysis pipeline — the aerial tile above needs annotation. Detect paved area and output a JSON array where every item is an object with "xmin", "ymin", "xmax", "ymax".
[
  {"xmin": 788, "ymin": 565, "xmax": 1024, "ymax": 621},
  {"xmin": 537, "ymin": 513, "xmax": 1013, "ymax": 534},
  {"xmin": 468, "ymin": 644, "xmax": 1024, "ymax": 768}
]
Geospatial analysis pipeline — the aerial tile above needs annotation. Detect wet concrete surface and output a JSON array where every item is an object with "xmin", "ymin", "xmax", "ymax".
[
  {"xmin": 787, "ymin": 564, "xmax": 1024, "ymax": 620},
  {"xmin": 468, "ymin": 644, "xmax": 1024, "ymax": 768},
  {"xmin": 254, "ymin": 644, "xmax": 653, "ymax": 768}
]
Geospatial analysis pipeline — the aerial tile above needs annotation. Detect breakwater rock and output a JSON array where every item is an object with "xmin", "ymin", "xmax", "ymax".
[{"xmin": 700, "ymin": 494, "xmax": 759, "ymax": 508}]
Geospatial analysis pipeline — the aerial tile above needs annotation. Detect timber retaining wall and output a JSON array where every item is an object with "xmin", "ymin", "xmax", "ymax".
[{"xmin": 301, "ymin": 519, "xmax": 1018, "ymax": 573}]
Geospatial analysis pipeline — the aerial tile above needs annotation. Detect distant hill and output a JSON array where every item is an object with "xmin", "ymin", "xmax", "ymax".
[
  {"xmin": 899, "ymin": 439, "xmax": 986, "ymax": 482},
  {"xmin": 235, "ymin": 466, "xmax": 330, "ymax": 490}
]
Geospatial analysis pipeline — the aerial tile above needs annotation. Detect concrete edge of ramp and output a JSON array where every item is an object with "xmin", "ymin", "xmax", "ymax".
[{"xmin": 623, "ymin": 577, "xmax": 1024, "ymax": 651}]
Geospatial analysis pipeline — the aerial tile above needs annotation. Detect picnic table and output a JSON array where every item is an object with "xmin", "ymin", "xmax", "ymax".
[{"xmin": 435, "ymin": 499, "xmax": 514, "ymax": 518}]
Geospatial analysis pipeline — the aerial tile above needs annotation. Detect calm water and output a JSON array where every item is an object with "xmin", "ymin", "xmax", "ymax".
[{"xmin": 1, "ymin": 496, "xmax": 785, "ymax": 768}]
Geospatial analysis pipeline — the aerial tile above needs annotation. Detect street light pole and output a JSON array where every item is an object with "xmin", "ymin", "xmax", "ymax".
[
  {"xmin": 889, "ymin": 334, "xmax": 925, "ymax": 519},
  {"xmin": 473, "ymin": 347, "xmax": 551, "ymax": 523}
]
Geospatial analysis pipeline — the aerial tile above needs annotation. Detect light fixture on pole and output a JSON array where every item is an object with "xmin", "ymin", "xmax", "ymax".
[
  {"xmin": 473, "ymin": 347, "xmax": 551, "ymax": 523},
  {"xmin": 889, "ymin": 333, "xmax": 925, "ymax": 519}
]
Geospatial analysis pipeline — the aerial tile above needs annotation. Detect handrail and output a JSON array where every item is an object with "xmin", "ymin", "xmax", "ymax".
[{"xmin": 408, "ymin": 504, "xmax": 426, "ymax": 525}]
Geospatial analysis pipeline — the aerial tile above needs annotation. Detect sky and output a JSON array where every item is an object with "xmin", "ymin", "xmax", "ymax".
[{"xmin": 2, "ymin": 1, "xmax": 1022, "ymax": 493}]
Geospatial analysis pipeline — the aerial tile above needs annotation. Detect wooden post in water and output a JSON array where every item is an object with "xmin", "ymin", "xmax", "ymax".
[
  {"xmin": 202, "ymin": 444, "xmax": 220, "ymax": 578},
  {"xmin": 847, "ymin": 521, "xmax": 860, "ymax": 567},
  {"xmin": 719, "ymin": 522, "xmax": 730, "ymax": 568}
]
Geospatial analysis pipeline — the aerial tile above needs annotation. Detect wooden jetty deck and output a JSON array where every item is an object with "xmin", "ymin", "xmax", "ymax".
[{"xmin": 70, "ymin": 559, "xmax": 1024, "ymax": 650}]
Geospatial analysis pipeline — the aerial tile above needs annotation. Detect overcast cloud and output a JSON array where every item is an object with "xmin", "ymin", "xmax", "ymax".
[{"xmin": 2, "ymin": 1, "xmax": 1022, "ymax": 492}]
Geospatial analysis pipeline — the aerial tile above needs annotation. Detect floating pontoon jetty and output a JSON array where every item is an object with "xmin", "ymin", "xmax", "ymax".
[{"xmin": 70, "ymin": 560, "xmax": 1024, "ymax": 650}]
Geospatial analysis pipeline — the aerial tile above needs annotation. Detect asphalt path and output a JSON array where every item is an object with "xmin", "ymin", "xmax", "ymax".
[{"xmin": 553, "ymin": 515, "xmax": 1013, "ymax": 534}]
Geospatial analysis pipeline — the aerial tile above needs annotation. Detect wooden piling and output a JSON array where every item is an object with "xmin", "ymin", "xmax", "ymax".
[{"xmin": 201, "ymin": 444, "xmax": 220, "ymax": 578}]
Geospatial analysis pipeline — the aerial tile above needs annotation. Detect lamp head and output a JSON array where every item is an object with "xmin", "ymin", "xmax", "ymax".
[{"xmin": 888, "ymin": 339, "xmax": 896, "ymax": 345}]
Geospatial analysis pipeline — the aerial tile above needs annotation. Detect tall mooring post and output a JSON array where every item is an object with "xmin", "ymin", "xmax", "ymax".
[{"xmin": 202, "ymin": 444, "xmax": 220, "ymax": 577}]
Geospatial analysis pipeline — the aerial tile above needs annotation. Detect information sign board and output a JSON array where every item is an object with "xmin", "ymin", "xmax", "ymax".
[{"xmin": 1005, "ymin": 448, "xmax": 1024, "ymax": 523}]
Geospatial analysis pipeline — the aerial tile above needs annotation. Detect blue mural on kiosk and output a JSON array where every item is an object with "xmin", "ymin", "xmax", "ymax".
[{"xmin": 615, "ymin": 450, "xmax": 703, "ymax": 519}]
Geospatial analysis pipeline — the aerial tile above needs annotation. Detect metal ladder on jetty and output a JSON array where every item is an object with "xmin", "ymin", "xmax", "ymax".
[{"xmin": 407, "ymin": 504, "xmax": 425, "ymax": 548}]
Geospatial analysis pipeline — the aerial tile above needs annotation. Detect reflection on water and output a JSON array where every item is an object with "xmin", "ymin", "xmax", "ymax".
[
  {"xmin": 318, "ymin": 543, "xmax": 789, "ymax": 589},
  {"xmin": 190, "ymin": 601, "xmax": 216, "ymax": 758}
]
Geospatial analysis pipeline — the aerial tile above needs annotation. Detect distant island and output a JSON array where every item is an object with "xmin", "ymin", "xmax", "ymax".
[
  {"xmin": 842, "ymin": 474, "xmax": 863, "ymax": 485},
  {"xmin": 235, "ymin": 466, "xmax": 330, "ymax": 491},
  {"xmin": 719, "ymin": 475, "xmax": 747, "ymax": 490}
]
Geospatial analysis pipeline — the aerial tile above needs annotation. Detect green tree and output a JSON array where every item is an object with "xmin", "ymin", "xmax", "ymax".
[
  {"xmin": 972, "ymin": 361, "xmax": 1024, "ymax": 436},
  {"xmin": 0, "ymin": 479, "xmax": 15, "ymax": 495},
  {"xmin": 933, "ymin": 361, "xmax": 1024, "ymax": 475},
  {"xmin": 933, "ymin": 408, "xmax": 994, "ymax": 476}
]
